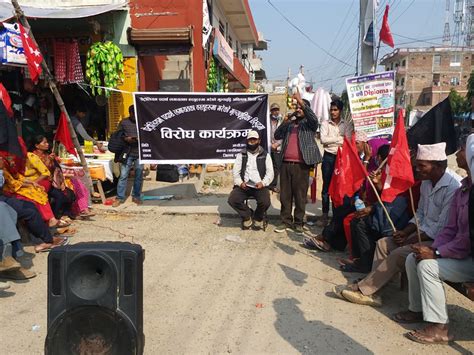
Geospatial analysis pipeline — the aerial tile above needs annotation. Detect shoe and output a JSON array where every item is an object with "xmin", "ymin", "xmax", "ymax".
[
  {"xmin": 315, "ymin": 213, "xmax": 329, "ymax": 227},
  {"xmin": 269, "ymin": 186, "xmax": 280, "ymax": 193},
  {"xmin": 132, "ymin": 197, "xmax": 143, "ymax": 205},
  {"xmin": 341, "ymin": 289, "xmax": 382, "ymax": 307},
  {"xmin": 0, "ymin": 281, "xmax": 10, "ymax": 290},
  {"xmin": 112, "ymin": 199, "xmax": 123, "ymax": 207},
  {"xmin": 253, "ymin": 220, "xmax": 264, "ymax": 230},
  {"xmin": 0, "ymin": 267, "xmax": 36, "ymax": 280},
  {"xmin": 293, "ymin": 224, "xmax": 304, "ymax": 235},
  {"xmin": 0, "ymin": 256, "xmax": 21, "ymax": 272},
  {"xmin": 242, "ymin": 218, "xmax": 253, "ymax": 230},
  {"xmin": 274, "ymin": 223, "xmax": 292, "ymax": 233}
]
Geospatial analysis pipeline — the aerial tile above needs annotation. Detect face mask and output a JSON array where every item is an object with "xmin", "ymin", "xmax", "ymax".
[{"xmin": 247, "ymin": 143, "xmax": 259, "ymax": 151}]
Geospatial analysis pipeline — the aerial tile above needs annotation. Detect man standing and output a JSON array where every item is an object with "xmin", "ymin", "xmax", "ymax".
[
  {"xmin": 70, "ymin": 103, "xmax": 105, "ymax": 151},
  {"xmin": 228, "ymin": 130, "xmax": 273, "ymax": 230},
  {"xmin": 318, "ymin": 99, "xmax": 350, "ymax": 227},
  {"xmin": 337, "ymin": 143, "xmax": 462, "ymax": 306},
  {"xmin": 113, "ymin": 105, "xmax": 144, "ymax": 207},
  {"xmin": 394, "ymin": 134, "xmax": 473, "ymax": 344},
  {"xmin": 269, "ymin": 103, "xmax": 282, "ymax": 192},
  {"xmin": 274, "ymin": 89, "xmax": 321, "ymax": 234}
]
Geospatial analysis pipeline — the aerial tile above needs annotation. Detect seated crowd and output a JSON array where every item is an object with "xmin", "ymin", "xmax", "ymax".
[
  {"xmin": 228, "ymin": 91, "xmax": 474, "ymax": 345},
  {"xmin": 0, "ymin": 134, "xmax": 95, "ymax": 290}
]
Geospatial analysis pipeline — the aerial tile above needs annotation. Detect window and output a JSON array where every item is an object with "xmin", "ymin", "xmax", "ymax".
[
  {"xmin": 401, "ymin": 59, "xmax": 406, "ymax": 67},
  {"xmin": 433, "ymin": 54, "xmax": 441, "ymax": 67},
  {"xmin": 433, "ymin": 73, "xmax": 440, "ymax": 86},
  {"xmin": 396, "ymin": 79, "xmax": 400, "ymax": 86},
  {"xmin": 401, "ymin": 78, "xmax": 405, "ymax": 86},
  {"xmin": 451, "ymin": 53, "xmax": 461, "ymax": 66},
  {"xmin": 450, "ymin": 76, "xmax": 460, "ymax": 86},
  {"xmin": 422, "ymin": 93, "xmax": 431, "ymax": 106},
  {"xmin": 218, "ymin": 21, "xmax": 225, "ymax": 35},
  {"xmin": 227, "ymin": 35, "xmax": 233, "ymax": 49}
]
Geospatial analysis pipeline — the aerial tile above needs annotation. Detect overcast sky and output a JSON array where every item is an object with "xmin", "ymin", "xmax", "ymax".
[{"xmin": 249, "ymin": 0, "xmax": 447, "ymax": 92}]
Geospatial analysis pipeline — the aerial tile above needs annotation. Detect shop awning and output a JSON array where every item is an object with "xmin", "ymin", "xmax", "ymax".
[{"xmin": 0, "ymin": 1, "xmax": 127, "ymax": 22}]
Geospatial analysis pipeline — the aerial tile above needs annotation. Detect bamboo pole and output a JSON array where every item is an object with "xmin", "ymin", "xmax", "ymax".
[
  {"xmin": 11, "ymin": 0, "xmax": 93, "ymax": 192},
  {"xmin": 409, "ymin": 187, "xmax": 422, "ymax": 244}
]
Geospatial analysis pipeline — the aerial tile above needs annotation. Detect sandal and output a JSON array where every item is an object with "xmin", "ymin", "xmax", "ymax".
[
  {"xmin": 392, "ymin": 310, "xmax": 424, "ymax": 324},
  {"xmin": 337, "ymin": 257, "xmax": 358, "ymax": 266},
  {"xmin": 53, "ymin": 220, "xmax": 71, "ymax": 228},
  {"xmin": 35, "ymin": 243, "xmax": 53, "ymax": 253},
  {"xmin": 405, "ymin": 326, "xmax": 453, "ymax": 344},
  {"xmin": 311, "ymin": 237, "xmax": 331, "ymax": 252}
]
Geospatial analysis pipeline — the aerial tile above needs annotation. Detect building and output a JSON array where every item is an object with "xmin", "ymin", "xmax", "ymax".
[
  {"xmin": 128, "ymin": 0, "xmax": 265, "ymax": 92},
  {"xmin": 381, "ymin": 47, "xmax": 474, "ymax": 110}
]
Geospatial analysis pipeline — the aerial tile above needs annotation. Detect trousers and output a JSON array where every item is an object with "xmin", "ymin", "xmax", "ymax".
[
  {"xmin": 279, "ymin": 162, "xmax": 310, "ymax": 226},
  {"xmin": 358, "ymin": 233, "xmax": 432, "ymax": 295},
  {"xmin": 0, "ymin": 195, "xmax": 53, "ymax": 243},
  {"xmin": 406, "ymin": 253, "xmax": 474, "ymax": 324},
  {"xmin": 269, "ymin": 151, "xmax": 281, "ymax": 189},
  {"xmin": 228, "ymin": 186, "xmax": 271, "ymax": 221},
  {"xmin": 350, "ymin": 216, "xmax": 383, "ymax": 272},
  {"xmin": 321, "ymin": 152, "xmax": 336, "ymax": 214}
]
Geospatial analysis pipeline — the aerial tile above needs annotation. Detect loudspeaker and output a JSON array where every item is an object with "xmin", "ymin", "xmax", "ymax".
[{"xmin": 45, "ymin": 242, "xmax": 144, "ymax": 355}]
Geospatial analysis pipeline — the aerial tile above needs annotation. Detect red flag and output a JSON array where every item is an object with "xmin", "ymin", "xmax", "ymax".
[
  {"xmin": 18, "ymin": 24, "xmax": 43, "ymax": 83},
  {"xmin": 328, "ymin": 136, "xmax": 368, "ymax": 207},
  {"xmin": 0, "ymin": 83, "xmax": 13, "ymax": 118},
  {"xmin": 54, "ymin": 112, "xmax": 77, "ymax": 157},
  {"xmin": 379, "ymin": 5, "xmax": 394, "ymax": 48},
  {"xmin": 381, "ymin": 111, "xmax": 414, "ymax": 202}
]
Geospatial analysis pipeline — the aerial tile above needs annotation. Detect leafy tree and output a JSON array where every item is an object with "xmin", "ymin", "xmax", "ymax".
[
  {"xmin": 448, "ymin": 88, "xmax": 469, "ymax": 116},
  {"xmin": 465, "ymin": 70, "xmax": 474, "ymax": 112}
]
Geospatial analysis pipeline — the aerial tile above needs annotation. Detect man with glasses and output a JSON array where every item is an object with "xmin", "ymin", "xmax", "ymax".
[{"xmin": 274, "ymin": 89, "xmax": 321, "ymax": 234}]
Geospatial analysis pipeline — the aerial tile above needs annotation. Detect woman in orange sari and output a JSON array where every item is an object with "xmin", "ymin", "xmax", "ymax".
[{"xmin": 2, "ymin": 138, "xmax": 69, "ymax": 228}]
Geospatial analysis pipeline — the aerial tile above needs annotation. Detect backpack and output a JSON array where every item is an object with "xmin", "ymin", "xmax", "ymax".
[{"xmin": 108, "ymin": 128, "xmax": 125, "ymax": 154}]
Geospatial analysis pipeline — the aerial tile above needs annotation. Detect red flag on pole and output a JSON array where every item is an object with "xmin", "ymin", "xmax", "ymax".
[
  {"xmin": 381, "ymin": 111, "xmax": 414, "ymax": 202},
  {"xmin": 329, "ymin": 136, "xmax": 368, "ymax": 207},
  {"xmin": 379, "ymin": 5, "xmax": 395, "ymax": 48},
  {"xmin": 18, "ymin": 23, "xmax": 43, "ymax": 83},
  {"xmin": 54, "ymin": 112, "xmax": 77, "ymax": 157},
  {"xmin": 0, "ymin": 83, "xmax": 13, "ymax": 118}
]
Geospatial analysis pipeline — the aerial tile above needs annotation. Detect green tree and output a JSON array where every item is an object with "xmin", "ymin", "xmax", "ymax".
[
  {"xmin": 448, "ymin": 88, "xmax": 468, "ymax": 116},
  {"xmin": 465, "ymin": 70, "xmax": 474, "ymax": 112}
]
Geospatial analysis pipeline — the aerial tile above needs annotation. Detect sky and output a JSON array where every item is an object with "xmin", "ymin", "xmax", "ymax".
[{"xmin": 248, "ymin": 0, "xmax": 447, "ymax": 93}]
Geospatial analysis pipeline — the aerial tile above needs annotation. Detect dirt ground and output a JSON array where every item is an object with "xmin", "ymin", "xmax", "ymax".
[{"xmin": 1, "ymin": 200, "xmax": 474, "ymax": 354}]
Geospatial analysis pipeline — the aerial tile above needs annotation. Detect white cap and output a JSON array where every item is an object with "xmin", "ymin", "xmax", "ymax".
[
  {"xmin": 416, "ymin": 142, "xmax": 447, "ymax": 161},
  {"xmin": 355, "ymin": 130, "xmax": 368, "ymax": 142},
  {"xmin": 247, "ymin": 130, "xmax": 260, "ymax": 140}
]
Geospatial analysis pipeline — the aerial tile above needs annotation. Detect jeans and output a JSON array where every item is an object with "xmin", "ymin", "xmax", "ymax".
[
  {"xmin": 321, "ymin": 152, "xmax": 336, "ymax": 214},
  {"xmin": 116, "ymin": 156, "xmax": 144, "ymax": 201}
]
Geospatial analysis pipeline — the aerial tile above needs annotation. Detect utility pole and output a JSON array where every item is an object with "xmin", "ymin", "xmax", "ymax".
[{"xmin": 360, "ymin": 0, "xmax": 375, "ymax": 75}]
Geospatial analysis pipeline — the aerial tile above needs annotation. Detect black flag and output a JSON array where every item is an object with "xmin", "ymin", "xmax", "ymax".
[{"xmin": 407, "ymin": 98, "xmax": 458, "ymax": 155}]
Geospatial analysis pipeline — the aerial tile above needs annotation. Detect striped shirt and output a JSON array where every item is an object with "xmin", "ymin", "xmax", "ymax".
[{"xmin": 274, "ymin": 105, "xmax": 322, "ymax": 166}]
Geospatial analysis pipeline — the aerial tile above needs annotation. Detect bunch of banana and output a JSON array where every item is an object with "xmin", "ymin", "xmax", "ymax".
[
  {"xmin": 86, "ymin": 41, "xmax": 124, "ymax": 97},
  {"xmin": 206, "ymin": 57, "xmax": 218, "ymax": 92}
]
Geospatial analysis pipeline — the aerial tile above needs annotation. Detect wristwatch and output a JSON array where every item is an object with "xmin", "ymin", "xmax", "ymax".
[{"xmin": 435, "ymin": 249, "xmax": 441, "ymax": 258}]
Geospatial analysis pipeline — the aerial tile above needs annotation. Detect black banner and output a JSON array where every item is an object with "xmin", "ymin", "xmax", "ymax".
[{"xmin": 133, "ymin": 93, "xmax": 269, "ymax": 163}]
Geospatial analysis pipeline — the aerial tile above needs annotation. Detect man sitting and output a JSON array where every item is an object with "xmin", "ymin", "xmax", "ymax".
[
  {"xmin": 394, "ymin": 134, "xmax": 473, "ymax": 344},
  {"xmin": 336, "ymin": 142, "xmax": 462, "ymax": 306},
  {"xmin": 228, "ymin": 130, "xmax": 273, "ymax": 230}
]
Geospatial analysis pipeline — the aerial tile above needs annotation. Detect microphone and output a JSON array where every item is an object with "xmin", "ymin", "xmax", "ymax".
[{"xmin": 287, "ymin": 111, "xmax": 297, "ymax": 121}]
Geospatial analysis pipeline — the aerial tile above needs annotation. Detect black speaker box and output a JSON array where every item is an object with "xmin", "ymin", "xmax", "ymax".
[{"xmin": 45, "ymin": 242, "xmax": 144, "ymax": 355}]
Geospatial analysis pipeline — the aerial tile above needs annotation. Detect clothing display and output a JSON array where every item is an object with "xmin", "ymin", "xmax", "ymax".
[{"xmin": 54, "ymin": 40, "xmax": 84, "ymax": 84}]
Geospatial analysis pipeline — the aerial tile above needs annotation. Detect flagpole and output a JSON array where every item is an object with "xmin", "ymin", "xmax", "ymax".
[
  {"xmin": 372, "ymin": 38, "xmax": 381, "ymax": 74},
  {"xmin": 409, "ymin": 187, "xmax": 422, "ymax": 244},
  {"xmin": 11, "ymin": 0, "xmax": 93, "ymax": 192},
  {"xmin": 366, "ymin": 177, "xmax": 397, "ymax": 232}
]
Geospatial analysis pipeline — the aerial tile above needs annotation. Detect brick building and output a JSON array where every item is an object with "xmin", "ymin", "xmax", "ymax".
[{"xmin": 381, "ymin": 47, "xmax": 474, "ymax": 110}]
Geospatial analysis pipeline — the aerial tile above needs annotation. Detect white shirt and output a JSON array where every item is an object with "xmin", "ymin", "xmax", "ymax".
[
  {"xmin": 320, "ymin": 118, "xmax": 351, "ymax": 154},
  {"xmin": 411, "ymin": 169, "xmax": 462, "ymax": 239},
  {"xmin": 232, "ymin": 150, "xmax": 274, "ymax": 187}
]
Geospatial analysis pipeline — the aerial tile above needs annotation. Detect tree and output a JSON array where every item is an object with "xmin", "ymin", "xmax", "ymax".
[
  {"xmin": 448, "ymin": 88, "xmax": 468, "ymax": 116},
  {"xmin": 466, "ymin": 70, "xmax": 474, "ymax": 112}
]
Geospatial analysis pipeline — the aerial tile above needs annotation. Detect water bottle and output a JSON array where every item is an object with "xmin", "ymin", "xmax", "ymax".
[{"xmin": 354, "ymin": 195, "xmax": 366, "ymax": 211}]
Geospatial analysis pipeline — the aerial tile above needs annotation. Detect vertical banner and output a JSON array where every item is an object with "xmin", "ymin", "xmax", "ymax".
[
  {"xmin": 134, "ymin": 93, "xmax": 269, "ymax": 164},
  {"xmin": 202, "ymin": 0, "xmax": 212, "ymax": 48},
  {"xmin": 107, "ymin": 57, "xmax": 137, "ymax": 134},
  {"xmin": 346, "ymin": 71, "xmax": 395, "ymax": 137}
]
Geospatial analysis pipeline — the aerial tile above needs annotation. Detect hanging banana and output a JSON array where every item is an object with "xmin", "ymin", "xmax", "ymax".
[{"xmin": 86, "ymin": 41, "xmax": 124, "ymax": 97}]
